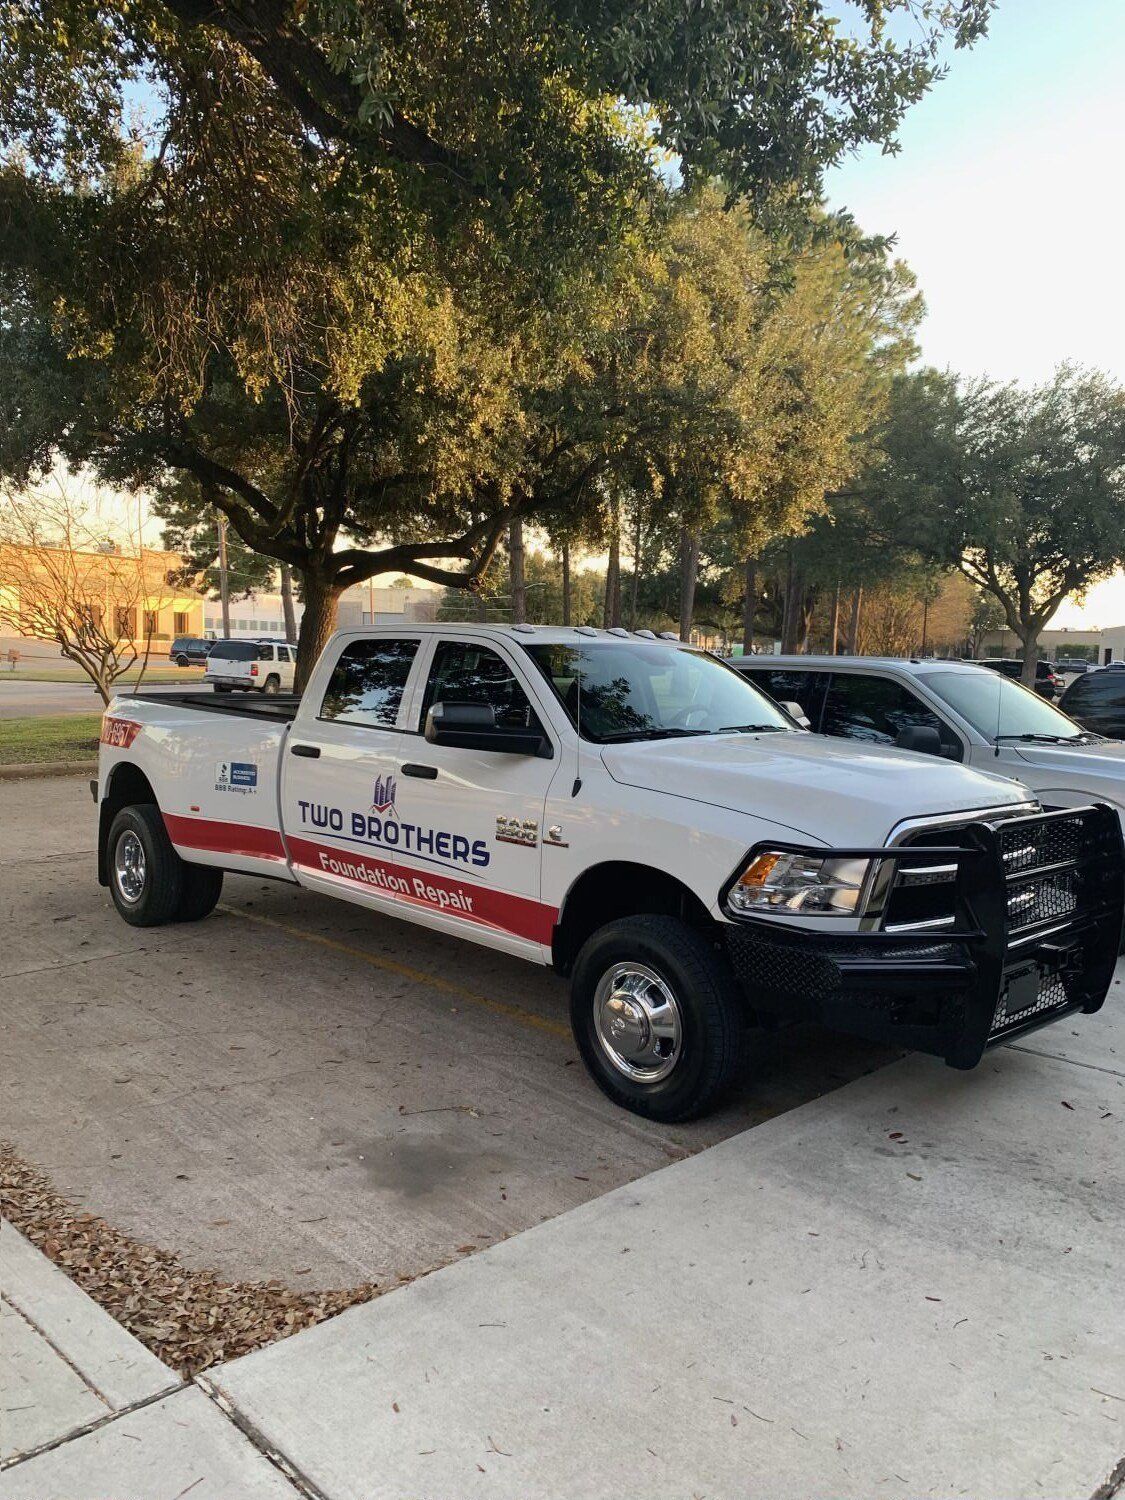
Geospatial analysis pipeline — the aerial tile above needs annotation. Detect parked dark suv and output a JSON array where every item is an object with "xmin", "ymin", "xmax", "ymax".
[
  {"xmin": 972, "ymin": 658, "xmax": 1063, "ymax": 701},
  {"xmin": 168, "ymin": 636, "xmax": 214, "ymax": 666},
  {"xmin": 1059, "ymin": 668, "xmax": 1125, "ymax": 738}
]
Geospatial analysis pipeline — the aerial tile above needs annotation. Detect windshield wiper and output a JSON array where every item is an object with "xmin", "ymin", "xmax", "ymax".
[
  {"xmin": 715, "ymin": 723, "xmax": 789, "ymax": 734},
  {"xmin": 598, "ymin": 727, "xmax": 710, "ymax": 743},
  {"xmin": 993, "ymin": 732, "xmax": 1079, "ymax": 744}
]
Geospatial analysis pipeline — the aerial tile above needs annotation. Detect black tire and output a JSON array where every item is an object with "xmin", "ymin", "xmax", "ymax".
[
  {"xmin": 569, "ymin": 915, "xmax": 747, "ymax": 1122},
  {"xmin": 174, "ymin": 863, "xmax": 224, "ymax": 922},
  {"xmin": 106, "ymin": 805, "xmax": 183, "ymax": 927},
  {"xmin": 174, "ymin": 653, "xmax": 189, "ymax": 667},
  {"xmin": 261, "ymin": 674, "xmax": 280, "ymax": 695},
  {"xmin": 214, "ymin": 684, "xmax": 231, "ymax": 693}
]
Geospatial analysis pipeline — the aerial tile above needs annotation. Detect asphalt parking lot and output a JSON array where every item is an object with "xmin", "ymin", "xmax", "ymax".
[{"xmin": 1, "ymin": 775, "xmax": 891, "ymax": 1294}]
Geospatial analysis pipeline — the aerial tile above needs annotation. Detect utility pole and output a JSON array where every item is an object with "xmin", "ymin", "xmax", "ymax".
[{"xmin": 216, "ymin": 514, "xmax": 231, "ymax": 637}]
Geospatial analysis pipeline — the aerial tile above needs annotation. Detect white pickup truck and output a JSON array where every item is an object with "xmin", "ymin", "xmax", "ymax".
[{"xmin": 94, "ymin": 625, "xmax": 1124, "ymax": 1120}]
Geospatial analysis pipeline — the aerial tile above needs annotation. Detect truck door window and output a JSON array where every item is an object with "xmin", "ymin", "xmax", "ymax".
[
  {"xmin": 319, "ymin": 639, "xmax": 419, "ymax": 727},
  {"xmin": 422, "ymin": 642, "xmax": 541, "ymax": 731},
  {"xmin": 823, "ymin": 673, "xmax": 954, "ymax": 750}
]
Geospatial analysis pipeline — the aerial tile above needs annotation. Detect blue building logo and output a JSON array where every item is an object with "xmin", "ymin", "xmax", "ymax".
[{"xmin": 372, "ymin": 774, "xmax": 398, "ymax": 816}]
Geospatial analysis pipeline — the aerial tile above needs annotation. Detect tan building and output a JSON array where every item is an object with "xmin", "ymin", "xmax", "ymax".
[{"xmin": 0, "ymin": 541, "xmax": 204, "ymax": 646}]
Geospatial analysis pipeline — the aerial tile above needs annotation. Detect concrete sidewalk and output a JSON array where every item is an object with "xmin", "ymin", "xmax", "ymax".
[
  {"xmin": 4, "ymin": 986, "xmax": 1123, "ymax": 1497},
  {"xmin": 0, "ymin": 1226, "xmax": 301, "ymax": 1496},
  {"xmin": 206, "ymin": 1026, "xmax": 1125, "ymax": 1499}
]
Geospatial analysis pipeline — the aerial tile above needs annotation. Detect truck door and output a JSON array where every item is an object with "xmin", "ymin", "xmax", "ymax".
[
  {"xmin": 391, "ymin": 637, "xmax": 563, "ymax": 959},
  {"xmin": 281, "ymin": 635, "xmax": 425, "ymax": 909}
]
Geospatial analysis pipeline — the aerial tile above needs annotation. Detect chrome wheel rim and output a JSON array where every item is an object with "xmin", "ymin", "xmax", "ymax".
[
  {"xmin": 592, "ymin": 962, "xmax": 683, "ymax": 1083},
  {"xmin": 113, "ymin": 830, "xmax": 146, "ymax": 904}
]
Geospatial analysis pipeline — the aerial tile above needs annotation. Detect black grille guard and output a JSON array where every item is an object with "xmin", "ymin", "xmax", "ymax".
[{"xmin": 723, "ymin": 804, "xmax": 1124, "ymax": 1069}]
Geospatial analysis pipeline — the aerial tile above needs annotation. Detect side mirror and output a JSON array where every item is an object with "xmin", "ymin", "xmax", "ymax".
[
  {"xmin": 896, "ymin": 725, "xmax": 944, "ymax": 757},
  {"xmin": 425, "ymin": 701, "xmax": 552, "ymax": 758},
  {"xmin": 779, "ymin": 700, "xmax": 811, "ymax": 730}
]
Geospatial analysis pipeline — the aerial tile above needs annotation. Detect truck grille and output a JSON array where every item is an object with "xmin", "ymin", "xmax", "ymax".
[{"xmin": 879, "ymin": 806, "xmax": 1122, "ymax": 1042}]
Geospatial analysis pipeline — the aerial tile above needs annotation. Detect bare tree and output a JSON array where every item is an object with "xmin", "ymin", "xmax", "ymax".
[{"xmin": 0, "ymin": 483, "xmax": 177, "ymax": 704}]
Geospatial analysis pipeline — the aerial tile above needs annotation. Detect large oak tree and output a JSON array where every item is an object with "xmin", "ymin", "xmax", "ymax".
[{"xmin": 1, "ymin": 0, "xmax": 992, "ymax": 680}]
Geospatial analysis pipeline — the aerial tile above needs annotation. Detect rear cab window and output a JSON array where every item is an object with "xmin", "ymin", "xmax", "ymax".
[{"xmin": 319, "ymin": 638, "xmax": 420, "ymax": 728}]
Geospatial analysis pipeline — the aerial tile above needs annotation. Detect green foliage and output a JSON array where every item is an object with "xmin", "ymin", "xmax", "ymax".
[{"xmin": 865, "ymin": 366, "xmax": 1125, "ymax": 677}]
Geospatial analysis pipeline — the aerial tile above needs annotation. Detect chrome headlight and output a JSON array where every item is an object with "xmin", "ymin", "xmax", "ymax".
[{"xmin": 726, "ymin": 850, "xmax": 872, "ymax": 918}]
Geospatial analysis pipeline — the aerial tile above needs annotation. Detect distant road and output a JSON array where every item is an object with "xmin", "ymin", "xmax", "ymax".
[{"xmin": 0, "ymin": 679, "xmax": 206, "ymax": 720}]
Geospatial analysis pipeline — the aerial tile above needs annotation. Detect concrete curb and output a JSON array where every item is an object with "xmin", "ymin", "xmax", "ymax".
[
  {"xmin": 0, "ymin": 761, "xmax": 97, "ymax": 781},
  {"xmin": 0, "ymin": 1224, "xmax": 180, "ymax": 1412}
]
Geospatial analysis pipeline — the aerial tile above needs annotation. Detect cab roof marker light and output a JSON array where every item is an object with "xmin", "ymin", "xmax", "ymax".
[
  {"xmin": 607, "ymin": 627, "xmax": 629, "ymax": 637},
  {"xmin": 510, "ymin": 623, "xmax": 537, "ymax": 633},
  {"xmin": 575, "ymin": 625, "xmax": 598, "ymax": 636},
  {"xmin": 634, "ymin": 629, "xmax": 656, "ymax": 639},
  {"xmin": 658, "ymin": 631, "xmax": 679, "ymax": 641}
]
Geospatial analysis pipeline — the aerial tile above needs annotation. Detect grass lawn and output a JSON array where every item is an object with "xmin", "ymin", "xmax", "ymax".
[
  {"xmin": 2, "ymin": 665, "xmax": 197, "ymax": 685},
  {"xmin": 0, "ymin": 714, "xmax": 103, "ymax": 765}
]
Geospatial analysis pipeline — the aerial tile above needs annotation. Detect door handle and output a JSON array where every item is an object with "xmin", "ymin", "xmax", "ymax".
[
  {"xmin": 290, "ymin": 744, "xmax": 321, "ymax": 758},
  {"xmin": 401, "ymin": 762, "xmax": 438, "ymax": 779}
]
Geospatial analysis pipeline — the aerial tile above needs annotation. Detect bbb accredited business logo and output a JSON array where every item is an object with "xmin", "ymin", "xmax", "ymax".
[{"xmin": 215, "ymin": 760, "xmax": 259, "ymax": 794}]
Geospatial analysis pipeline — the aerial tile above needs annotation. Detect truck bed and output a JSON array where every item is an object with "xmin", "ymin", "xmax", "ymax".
[{"xmin": 121, "ymin": 690, "xmax": 302, "ymax": 723}]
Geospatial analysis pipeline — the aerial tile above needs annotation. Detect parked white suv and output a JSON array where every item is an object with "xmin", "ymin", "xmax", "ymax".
[
  {"xmin": 729, "ymin": 655, "xmax": 1125, "ymax": 825},
  {"xmin": 205, "ymin": 640, "xmax": 297, "ymax": 694}
]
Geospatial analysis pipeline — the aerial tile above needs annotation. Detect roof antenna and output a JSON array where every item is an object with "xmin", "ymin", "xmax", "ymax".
[{"xmin": 571, "ymin": 640, "xmax": 583, "ymax": 797}]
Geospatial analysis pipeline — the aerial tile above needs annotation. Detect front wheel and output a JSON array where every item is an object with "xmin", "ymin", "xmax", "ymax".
[
  {"xmin": 569, "ymin": 916, "xmax": 747, "ymax": 1121},
  {"xmin": 174, "ymin": 653, "xmax": 189, "ymax": 667}
]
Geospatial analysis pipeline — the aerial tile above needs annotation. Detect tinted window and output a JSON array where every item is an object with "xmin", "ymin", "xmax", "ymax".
[
  {"xmin": 741, "ymin": 668, "xmax": 828, "ymax": 728},
  {"xmin": 209, "ymin": 641, "xmax": 265, "ymax": 662},
  {"xmin": 319, "ymin": 638, "xmax": 419, "ymax": 727},
  {"xmin": 823, "ymin": 673, "xmax": 956, "ymax": 751},
  {"xmin": 423, "ymin": 641, "xmax": 540, "ymax": 732}
]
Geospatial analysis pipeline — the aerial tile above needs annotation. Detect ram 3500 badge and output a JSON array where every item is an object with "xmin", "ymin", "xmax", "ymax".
[{"xmin": 94, "ymin": 625, "xmax": 1124, "ymax": 1120}]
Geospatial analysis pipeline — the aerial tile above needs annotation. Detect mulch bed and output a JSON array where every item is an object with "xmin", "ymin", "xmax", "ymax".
[{"xmin": 0, "ymin": 1142, "xmax": 381, "ymax": 1377}]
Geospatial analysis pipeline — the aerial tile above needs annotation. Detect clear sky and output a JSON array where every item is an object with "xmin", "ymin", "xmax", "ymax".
[
  {"xmin": 826, "ymin": 0, "xmax": 1125, "ymax": 385},
  {"xmin": 826, "ymin": 0, "xmax": 1125, "ymax": 628}
]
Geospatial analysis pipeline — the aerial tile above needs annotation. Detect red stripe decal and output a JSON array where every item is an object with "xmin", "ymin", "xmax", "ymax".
[
  {"xmin": 287, "ymin": 834, "xmax": 557, "ymax": 946},
  {"xmin": 164, "ymin": 812, "xmax": 287, "ymax": 862}
]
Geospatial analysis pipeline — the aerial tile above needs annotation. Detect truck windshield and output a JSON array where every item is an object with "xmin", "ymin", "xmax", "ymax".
[
  {"xmin": 524, "ymin": 642, "xmax": 794, "ymax": 742},
  {"xmin": 922, "ymin": 670, "xmax": 1093, "ymax": 743}
]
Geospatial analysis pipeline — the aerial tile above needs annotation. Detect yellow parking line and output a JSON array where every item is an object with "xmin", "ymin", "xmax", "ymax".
[{"xmin": 217, "ymin": 904, "xmax": 572, "ymax": 1041}]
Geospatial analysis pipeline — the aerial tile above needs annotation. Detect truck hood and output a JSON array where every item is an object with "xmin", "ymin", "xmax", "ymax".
[
  {"xmin": 1012, "ymin": 738, "xmax": 1125, "ymax": 801},
  {"xmin": 600, "ymin": 732, "xmax": 1031, "ymax": 846}
]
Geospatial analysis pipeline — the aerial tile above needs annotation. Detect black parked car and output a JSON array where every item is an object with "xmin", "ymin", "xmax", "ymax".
[
  {"xmin": 168, "ymin": 636, "xmax": 214, "ymax": 666},
  {"xmin": 972, "ymin": 658, "xmax": 1064, "ymax": 701},
  {"xmin": 1058, "ymin": 669, "xmax": 1125, "ymax": 738}
]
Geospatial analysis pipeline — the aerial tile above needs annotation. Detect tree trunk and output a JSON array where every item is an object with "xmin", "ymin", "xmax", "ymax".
[
  {"xmin": 628, "ymin": 501, "xmax": 643, "ymax": 629},
  {"xmin": 741, "ymin": 555, "xmax": 757, "ymax": 655},
  {"xmin": 781, "ymin": 544, "xmax": 803, "ymax": 653},
  {"xmin": 603, "ymin": 509, "xmax": 621, "ymax": 628},
  {"xmin": 509, "ymin": 518, "xmax": 527, "ymax": 623},
  {"xmin": 295, "ymin": 572, "xmax": 342, "ymax": 692},
  {"xmin": 1019, "ymin": 628, "xmax": 1039, "ymax": 686},
  {"xmin": 846, "ymin": 586, "xmax": 863, "ymax": 655},
  {"xmin": 798, "ymin": 588, "xmax": 815, "ymax": 653},
  {"xmin": 561, "ymin": 541, "xmax": 572, "ymax": 626},
  {"xmin": 280, "ymin": 564, "xmax": 298, "ymax": 643},
  {"xmin": 678, "ymin": 526, "xmax": 700, "ymax": 641},
  {"xmin": 828, "ymin": 580, "xmax": 841, "ymax": 654}
]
